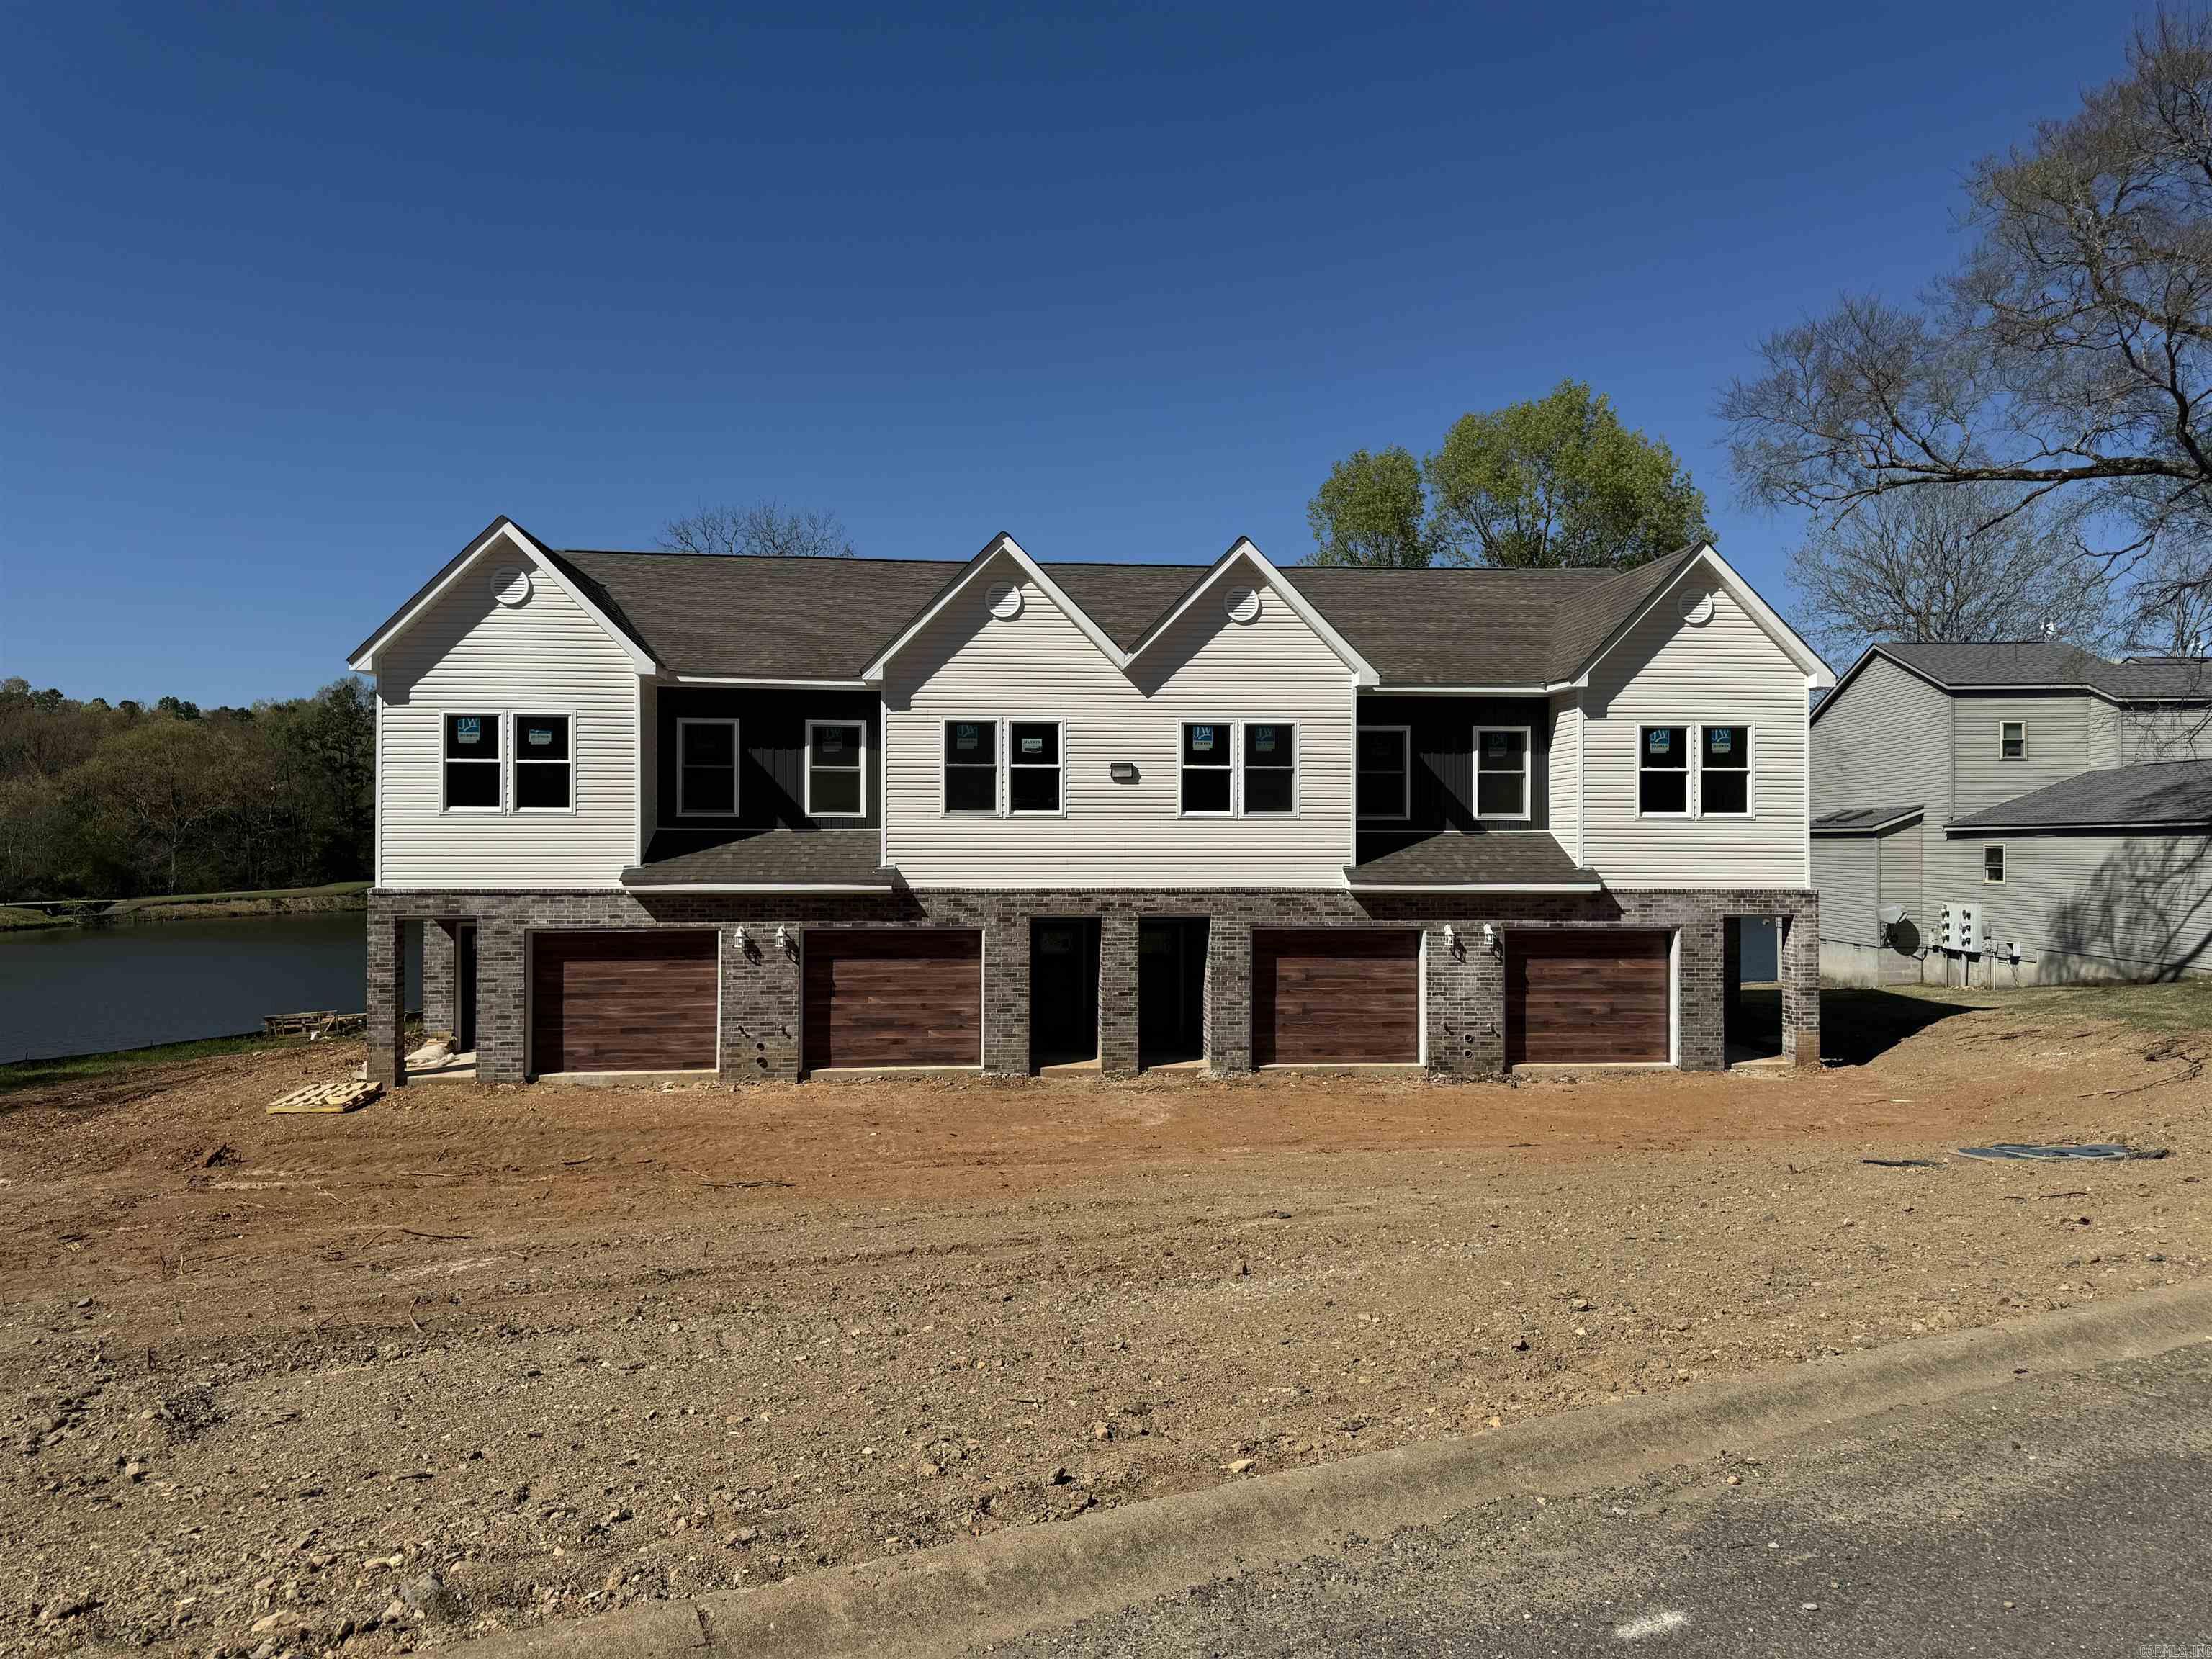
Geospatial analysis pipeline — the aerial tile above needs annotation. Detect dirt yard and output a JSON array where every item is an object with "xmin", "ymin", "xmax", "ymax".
[{"xmin": 3, "ymin": 988, "xmax": 2207, "ymax": 1657}]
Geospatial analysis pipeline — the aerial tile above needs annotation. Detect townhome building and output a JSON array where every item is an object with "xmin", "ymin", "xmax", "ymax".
[
  {"xmin": 347, "ymin": 517, "xmax": 1833, "ymax": 1086},
  {"xmin": 1812, "ymin": 641, "xmax": 2212, "ymax": 984}
]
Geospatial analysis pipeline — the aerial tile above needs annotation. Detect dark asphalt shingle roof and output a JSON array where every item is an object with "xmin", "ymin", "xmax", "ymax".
[
  {"xmin": 532, "ymin": 544, "xmax": 1715, "ymax": 687},
  {"xmin": 1344, "ymin": 832, "xmax": 1598, "ymax": 887},
  {"xmin": 1948, "ymin": 760, "xmax": 2212, "ymax": 832},
  {"xmin": 1812, "ymin": 803, "xmax": 1925, "ymax": 835},
  {"xmin": 1871, "ymin": 642, "xmax": 2211, "ymax": 701},
  {"xmin": 621, "ymin": 829, "xmax": 896, "ymax": 887}
]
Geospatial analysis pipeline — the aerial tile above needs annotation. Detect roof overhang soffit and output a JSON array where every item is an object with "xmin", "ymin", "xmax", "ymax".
[{"xmin": 346, "ymin": 518, "xmax": 658, "ymax": 675}]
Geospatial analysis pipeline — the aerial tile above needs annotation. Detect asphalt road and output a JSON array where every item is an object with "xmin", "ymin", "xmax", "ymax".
[{"xmin": 995, "ymin": 1340, "xmax": 2212, "ymax": 1658}]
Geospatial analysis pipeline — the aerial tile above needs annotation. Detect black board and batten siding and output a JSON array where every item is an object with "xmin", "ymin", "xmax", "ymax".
[
  {"xmin": 1353, "ymin": 695, "xmax": 1552, "ymax": 863},
  {"xmin": 655, "ymin": 688, "xmax": 881, "ymax": 832}
]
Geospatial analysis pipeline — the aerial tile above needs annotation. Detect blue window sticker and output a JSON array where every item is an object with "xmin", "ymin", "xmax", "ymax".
[
  {"xmin": 1192, "ymin": 726, "xmax": 1215, "ymax": 752},
  {"xmin": 1710, "ymin": 729, "xmax": 1732, "ymax": 755},
  {"xmin": 1647, "ymin": 729, "xmax": 1671, "ymax": 755},
  {"xmin": 457, "ymin": 716, "xmax": 482, "ymax": 745}
]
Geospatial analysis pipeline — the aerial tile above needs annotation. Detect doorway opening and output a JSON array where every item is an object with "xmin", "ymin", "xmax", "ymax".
[
  {"xmin": 1138, "ymin": 917, "xmax": 1208, "ymax": 1068},
  {"xmin": 456, "ymin": 922, "xmax": 478, "ymax": 1054},
  {"xmin": 1029, "ymin": 917, "xmax": 1101, "ymax": 1070},
  {"xmin": 1725, "ymin": 914, "xmax": 1785, "ymax": 1066}
]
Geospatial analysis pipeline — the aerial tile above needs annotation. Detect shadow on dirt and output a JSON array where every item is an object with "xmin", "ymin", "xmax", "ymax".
[{"xmin": 1821, "ymin": 989, "xmax": 1983, "ymax": 1067}]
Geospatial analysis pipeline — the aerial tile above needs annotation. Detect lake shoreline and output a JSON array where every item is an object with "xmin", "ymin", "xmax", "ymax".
[{"xmin": 0, "ymin": 882, "xmax": 371, "ymax": 931}]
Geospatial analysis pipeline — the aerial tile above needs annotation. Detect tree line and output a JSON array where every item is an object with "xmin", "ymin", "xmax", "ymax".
[{"xmin": 0, "ymin": 677, "xmax": 373, "ymax": 901}]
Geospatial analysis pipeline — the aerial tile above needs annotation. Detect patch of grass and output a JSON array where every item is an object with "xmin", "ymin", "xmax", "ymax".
[
  {"xmin": 1997, "ymin": 977, "xmax": 2212, "ymax": 1038},
  {"xmin": 113, "ymin": 881, "xmax": 372, "ymax": 912},
  {"xmin": 0, "ymin": 905, "xmax": 70, "ymax": 932},
  {"xmin": 0, "ymin": 1031, "xmax": 314, "ymax": 1094}
]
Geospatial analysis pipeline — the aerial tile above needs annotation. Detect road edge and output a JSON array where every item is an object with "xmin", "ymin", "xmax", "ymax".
[{"xmin": 485, "ymin": 1280, "xmax": 2212, "ymax": 1659}]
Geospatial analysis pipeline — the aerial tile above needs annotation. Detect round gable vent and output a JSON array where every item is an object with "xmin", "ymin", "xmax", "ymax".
[
  {"xmin": 1678, "ymin": 590, "xmax": 1715, "ymax": 626},
  {"xmin": 986, "ymin": 582, "xmax": 1024, "ymax": 621},
  {"xmin": 491, "ymin": 565, "xmax": 533, "ymax": 607},
  {"xmin": 1224, "ymin": 585, "xmax": 1262, "ymax": 624}
]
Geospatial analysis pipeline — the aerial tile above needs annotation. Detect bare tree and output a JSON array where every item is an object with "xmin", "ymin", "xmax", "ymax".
[
  {"xmin": 2123, "ymin": 539, "xmax": 2212, "ymax": 655},
  {"xmin": 1721, "ymin": 9, "xmax": 2212, "ymax": 622},
  {"xmin": 1788, "ymin": 485, "xmax": 2111, "ymax": 664},
  {"xmin": 659, "ymin": 500, "xmax": 855, "ymax": 559}
]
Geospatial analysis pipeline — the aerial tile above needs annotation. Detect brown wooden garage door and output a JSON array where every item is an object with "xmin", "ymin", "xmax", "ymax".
[
  {"xmin": 803, "ymin": 930, "xmax": 981, "ymax": 1072},
  {"xmin": 1253, "ymin": 929, "xmax": 1421, "ymax": 1066},
  {"xmin": 1506, "ymin": 930, "xmax": 1669, "ymax": 1066},
  {"xmin": 531, "ymin": 930, "xmax": 718, "ymax": 1075}
]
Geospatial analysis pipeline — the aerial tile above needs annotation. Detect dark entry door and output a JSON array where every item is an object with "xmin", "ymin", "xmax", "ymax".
[
  {"xmin": 1138, "ymin": 918, "xmax": 1208, "ymax": 1066},
  {"xmin": 1029, "ymin": 918, "xmax": 1100, "ymax": 1067}
]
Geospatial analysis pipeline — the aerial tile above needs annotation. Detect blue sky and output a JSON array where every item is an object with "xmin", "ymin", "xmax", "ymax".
[{"xmin": 2, "ymin": 1, "xmax": 2133, "ymax": 703}]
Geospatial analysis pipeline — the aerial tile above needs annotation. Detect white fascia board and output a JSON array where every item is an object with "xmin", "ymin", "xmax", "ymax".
[
  {"xmin": 1578, "ymin": 545, "xmax": 1833, "ymax": 690},
  {"xmin": 348, "ymin": 519, "xmax": 658, "ymax": 675},
  {"xmin": 1126, "ymin": 539, "xmax": 1379, "ymax": 685},
  {"xmin": 1343, "ymin": 880, "xmax": 1605, "ymax": 893},
  {"xmin": 1941, "ymin": 821, "xmax": 2209, "ymax": 836},
  {"xmin": 860, "ymin": 534, "xmax": 1129, "ymax": 683},
  {"xmin": 1368, "ymin": 683, "xmax": 1579, "ymax": 696},
  {"xmin": 624, "ymin": 884, "xmax": 897, "ymax": 893}
]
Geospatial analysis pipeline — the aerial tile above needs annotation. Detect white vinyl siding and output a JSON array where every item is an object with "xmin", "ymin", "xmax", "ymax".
[
  {"xmin": 1580, "ymin": 574, "xmax": 1809, "ymax": 888},
  {"xmin": 1812, "ymin": 837, "xmax": 1879, "ymax": 947},
  {"xmin": 375, "ymin": 549, "xmax": 638, "ymax": 888},
  {"xmin": 1812, "ymin": 655, "xmax": 1954, "ymax": 823},
  {"xmin": 882, "ymin": 550, "xmax": 1354, "ymax": 886},
  {"xmin": 1547, "ymin": 696, "xmax": 1583, "ymax": 863},
  {"xmin": 2091, "ymin": 701, "xmax": 2212, "ymax": 767}
]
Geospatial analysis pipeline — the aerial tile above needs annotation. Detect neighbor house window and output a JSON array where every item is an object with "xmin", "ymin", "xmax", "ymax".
[
  {"xmin": 1244, "ymin": 723, "xmax": 1297, "ymax": 814},
  {"xmin": 943, "ymin": 720, "xmax": 997, "ymax": 813},
  {"xmin": 676, "ymin": 717, "xmax": 739, "ymax": 817},
  {"xmin": 1638, "ymin": 725, "xmax": 1689, "ymax": 815},
  {"xmin": 1473, "ymin": 725, "xmax": 1530, "ymax": 821},
  {"xmin": 1181, "ymin": 722, "xmax": 1232, "ymax": 814},
  {"xmin": 805, "ymin": 720, "xmax": 865, "ymax": 818},
  {"xmin": 1357, "ymin": 727, "xmax": 1411, "ymax": 820},
  {"xmin": 1984, "ymin": 845, "xmax": 2006, "ymax": 884},
  {"xmin": 443, "ymin": 713, "xmax": 501, "ymax": 811},
  {"xmin": 1699, "ymin": 724, "xmax": 1750, "ymax": 816},
  {"xmin": 513, "ymin": 714, "xmax": 572, "ymax": 811},
  {"xmin": 2000, "ymin": 720, "xmax": 2026, "ymax": 760},
  {"xmin": 1008, "ymin": 721, "xmax": 1063, "ymax": 814}
]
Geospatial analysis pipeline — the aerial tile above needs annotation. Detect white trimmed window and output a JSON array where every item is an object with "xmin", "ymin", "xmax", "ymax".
[
  {"xmin": 2000, "ymin": 720, "xmax": 2026, "ymax": 760},
  {"xmin": 1473, "ymin": 725, "xmax": 1530, "ymax": 821},
  {"xmin": 1357, "ymin": 726, "xmax": 1411, "ymax": 820},
  {"xmin": 1698, "ymin": 723, "xmax": 1751, "ymax": 816},
  {"xmin": 1008, "ymin": 721, "xmax": 1064, "ymax": 814},
  {"xmin": 943, "ymin": 719, "xmax": 997, "ymax": 814},
  {"xmin": 1243, "ymin": 722, "xmax": 1297, "ymax": 814},
  {"xmin": 513, "ymin": 714, "xmax": 572, "ymax": 811},
  {"xmin": 805, "ymin": 720, "xmax": 866, "ymax": 819},
  {"xmin": 443, "ymin": 713, "xmax": 501, "ymax": 811},
  {"xmin": 1984, "ymin": 844, "xmax": 2006, "ymax": 884},
  {"xmin": 1180, "ymin": 722, "xmax": 1232, "ymax": 815},
  {"xmin": 676, "ymin": 717, "xmax": 739, "ymax": 817},
  {"xmin": 1637, "ymin": 724, "xmax": 1689, "ymax": 815}
]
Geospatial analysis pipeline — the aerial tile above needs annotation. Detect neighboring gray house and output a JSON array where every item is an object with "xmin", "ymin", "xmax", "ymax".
[
  {"xmin": 1812, "ymin": 642, "xmax": 2212, "ymax": 985},
  {"xmin": 347, "ymin": 517, "xmax": 1833, "ymax": 1087}
]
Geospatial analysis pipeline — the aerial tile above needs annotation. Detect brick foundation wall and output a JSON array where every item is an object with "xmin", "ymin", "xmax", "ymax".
[{"xmin": 365, "ymin": 885, "xmax": 1818, "ymax": 1087}]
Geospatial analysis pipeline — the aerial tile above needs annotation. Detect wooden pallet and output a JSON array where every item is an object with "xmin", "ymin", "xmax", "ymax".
[
  {"xmin": 264, "ymin": 1011, "xmax": 367, "ymax": 1038},
  {"xmin": 267, "ymin": 1079, "xmax": 382, "ymax": 1115}
]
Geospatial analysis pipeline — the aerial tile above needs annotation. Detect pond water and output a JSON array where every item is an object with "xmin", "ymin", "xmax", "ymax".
[{"xmin": 0, "ymin": 913, "xmax": 418, "ymax": 1064}]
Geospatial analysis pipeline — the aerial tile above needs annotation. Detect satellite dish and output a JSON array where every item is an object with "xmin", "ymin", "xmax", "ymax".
[
  {"xmin": 490, "ymin": 565, "xmax": 532, "ymax": 607},
  {"xmin": 1225, "ymin": 585, "xmax": 1262, "ymax": 624},
  {"xmin": 1878, "ymin": 904, "xmax": 1907, "ymax": 929},
  {"xmin": 1679, "ymin": 590, "xmax": 1714, "ymax": 625},
  {"xmin": 986, "ymin": 583, "xmax": 1023, "ymax": 620}
]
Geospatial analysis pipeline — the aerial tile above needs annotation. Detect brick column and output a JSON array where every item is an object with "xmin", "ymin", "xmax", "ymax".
[
  {"xmin": 982, "ymin": 914, "xmax": 1028, "ymax": 1076},
  {"xmin": 725, "ymin": 923, "xmax": 801, "ymax": 1083},
  {"xmin": 366, "ymin": 909, "xmax": 407, "ymax": 1088},
  {"xmin": 1205, "ymin": 917, "xmax": 1252, "ymax": 1077},
  {"xmin": 1429, "ymin": 923, "xmax": 1504, "ymax": 1078},
  {"xmin": 1676, "ymin": 916, "xmax": 1727, "ymax": 1071},
  {"xmin": 476, "ymin": 920, "xmax": 528, "ymax": 1084},
  {"xmin": 1783, "ymin": 901, "xmax": 1821, "ymax": 1067},
  {"xmin": 1098, "ymin": 912, "xmax": 1139, "ymax": 1076},
  {"xmin": 421, "ymin": 920, "xmax": 458, "ymax": 1038}
]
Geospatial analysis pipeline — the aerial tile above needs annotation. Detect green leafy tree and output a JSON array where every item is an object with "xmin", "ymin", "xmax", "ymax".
[
  {"xmin": 1306, "ymin": 382, "xmax": 1709, "ymax": 569},
  {"xmin": 1425, "ymin": 381, "xmax": 1709, "ymax": 568},
  {"xmin": 1305, "ymin": 446, "xmax": 1436, "ymax": 566}
]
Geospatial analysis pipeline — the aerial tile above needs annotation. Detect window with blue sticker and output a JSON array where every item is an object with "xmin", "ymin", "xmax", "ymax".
[
  {"xmin": 1700, "ymin": 724, "xmax": 1750, "ymax": 816},
  {"xmin": 943, "ymin": 720, "xmax": 997, "ymax": 813},
  {"xmin": 1638, "ymin": 725, "xmax": 1689, "ymax": 814},
  {"xmin": 1243, "ymin": 724, "xmax": 1296, "ymax": 814},
  {"xmin": 1181, "ymin": 722, "xmax": 1231, "ymax": 814},
  {"xmin": 515, "ymin": 716, "xmax": 571, "ymax": 811},
  {"xmin": 444, "ymin": 713, "xmax": 500, "ymax": 810}
]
